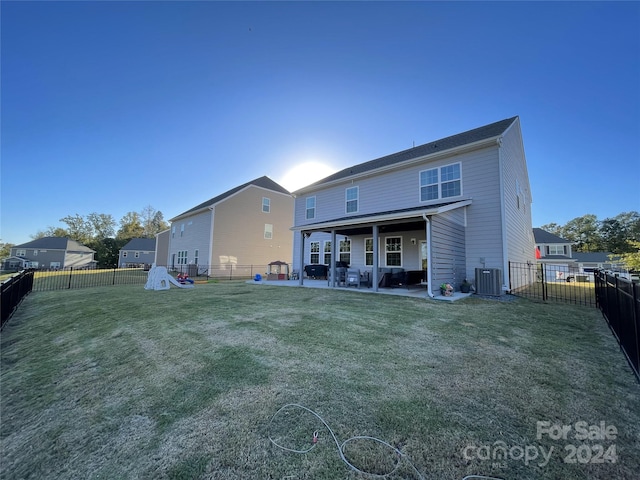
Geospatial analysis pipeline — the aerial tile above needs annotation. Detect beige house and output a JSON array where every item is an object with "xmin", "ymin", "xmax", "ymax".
[{"xmin": 165, "ymin": 176, "xmax": 294, "ymax": 277}]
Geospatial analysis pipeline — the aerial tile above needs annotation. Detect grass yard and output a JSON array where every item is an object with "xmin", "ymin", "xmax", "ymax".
[{"xmin": 1, "ymin": 282, "xmax": 639, "ymax": 480}]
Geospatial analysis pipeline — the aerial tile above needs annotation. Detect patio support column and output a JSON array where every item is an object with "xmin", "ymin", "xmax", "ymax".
[
  {"xmin": 329, "ymin": 230, "xmax": 337, "ymax": 287},
  {"xmin": 298, "ymin": 231, "xmax": 305, "ymax": 286},
  {"xmin": 372, "ymin": 224, "xmax": 379, "ymax": 292}
]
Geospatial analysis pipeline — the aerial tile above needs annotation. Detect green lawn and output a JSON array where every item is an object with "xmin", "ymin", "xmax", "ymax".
[{"xmin": 1, "ymin": 282, "xmax": 639, "ymax": 479}]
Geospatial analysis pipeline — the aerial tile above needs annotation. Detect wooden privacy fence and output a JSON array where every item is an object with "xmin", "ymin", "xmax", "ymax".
[{"xmin": 594, "ymin": 270, "xmax": 640, "ymax": 381}]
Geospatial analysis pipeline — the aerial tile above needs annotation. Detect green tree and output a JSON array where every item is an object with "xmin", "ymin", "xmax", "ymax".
[
  {"xmin": 140, "ymin": 205, "xmax": 169, "ymax": 238},
  {"xmin": 88, "ymin": 237, "xmax": 125, "ymax": 268},
  {"xmin": 60, "ymin": 214, "xmax": 94, "ymax": 244},
  {"xmin": 614, "ymin": 241, "xmax": 640, "ymax": 271},
  {"xmin": 117, "ymin": 212, "xmax": 144, "ymax": 241},
  {"xmin": 538, "ymin": 222, "xmax": 565, "ymax": 238},
  {"xmin": 0, "ymin": 241, "xmax": 14, "ymax": 259},
  {"xmin": 561, "ymin": 214, "xmax": 603, "ymax": 252},
  {"xmin": 87, "ymin": 213, "xmax": 116, "ymax": 240},
  {"xmin": 31, "ymin": 226, "xmax": 69, "ymax": 239}
]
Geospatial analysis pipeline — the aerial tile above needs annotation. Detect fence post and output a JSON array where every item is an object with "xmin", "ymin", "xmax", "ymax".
[
  {"xmin": 112, "ymin": 268, "xmax": 117, "ymax": 285},
  {"xmin": 540, "ymin": 263, "xmax": 547, "ymax": 302},
  {"xmin": 68, "ymin": 267, "xmax": 73, "ymax": 289}
]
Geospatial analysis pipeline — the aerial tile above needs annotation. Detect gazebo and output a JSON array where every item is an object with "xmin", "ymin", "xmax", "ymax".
[{"xmin": 266, "ymin": 260, "xmax": 290, "ymax": 280}]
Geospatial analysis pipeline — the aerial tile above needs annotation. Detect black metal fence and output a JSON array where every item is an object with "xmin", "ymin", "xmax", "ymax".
[
  {"xmin": 594, "ymin": 270, "xmax": 640, "ymax": 381},
  {"xmin": 1, "ymin": 270, "xmax": 34, "ymax": 329},
  {"xmin": 28, "ymin": 264, "xmax": 278, "ymax": 292},
  {"xmin": 509, "ymin": 262, "xmax": 596, "ymax": 307}
]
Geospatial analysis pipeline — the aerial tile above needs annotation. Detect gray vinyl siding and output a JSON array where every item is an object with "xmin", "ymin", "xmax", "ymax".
[
  {"xmin": 119, "ymin": 250, "xmax": 155, "ymax": 266},
  {"xmin": 500, "ymin": 120, "xmax": 535, "ymax": 267},
  {"xmin": 459, "ymin": 147, "xmax": 505, "ymax": 280},
  {"xmin": 23, "ymin": 249, "xmax": 66, "ymax": 268},
  {"xmin": 431, "ymin": 213, "xmax": 466, "ymax": 288},
  {"xmin": 168, "ymin": 209, "xmax": 213, "ymax": 268}
]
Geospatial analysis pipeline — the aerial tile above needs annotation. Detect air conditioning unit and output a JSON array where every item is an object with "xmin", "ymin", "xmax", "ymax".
[{"xmin": 475, "ymin": 268, "xmax": 503, "ymax": 296}]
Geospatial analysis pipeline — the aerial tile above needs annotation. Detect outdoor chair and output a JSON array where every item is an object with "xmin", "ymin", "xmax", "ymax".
[{"xmin": 346, "ymin": 269, "xmax": 360, "ymax": 288}]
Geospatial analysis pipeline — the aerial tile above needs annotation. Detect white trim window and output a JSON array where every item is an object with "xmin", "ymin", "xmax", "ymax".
[
  {"xmin": 177, "ymin": 250, "xmax": 188, "ymax": 265},
  {"xmin": 135, "ymin": 252, "xmax": 140, "ymax": 258},
  {"xmin": 339, "ymin": 239, "xmax": 351, "ymax": 264},
  {"xmin": 385, "ymin": 237, "xmax": 402, "ymax": 267},
  {"xmin": 33, "ymin": 250, "xmax": 38, "ymax": 256},
  {"xmin": 16, "ymin": 249, "xmax": 26, "ymax": 256},
  {"xmin": 123, "ymin": 252, "xmax": 128, "ymax": 258},
  {"xmin": 262, "ymin": 197, "xmax": 271, "ymax": 213},
  {"xmin": 548, "ymin": 245, "xmax": 567, "ymax": 255},
  {"xmin": 264, "ymin": 224, "xmax": 273, "ymax": 239},
  {"xmin": 194, "ymin": 249, "xmax": 199, "ymax": 264},
  {"xmin": 420, "ymin": 162, "xmax": 461, "ymax": 201},
  {"xmin": 323, "ymin": 241, "xmax": 332, "ymax": 265},
  {"xmin": 345, "ymin": 186, "xmax": 358, "ymax": 213},
  {"xmin": 310, "ymin": 241, "xmax": 320, "ymax": 264},
  {"xmin": 180, "ymin": 224, "xmax": 185, "ymax": 237},
  {"xmin": 364, "ymin": 238, "xmax": 374, "ymax": 266},
  {"xmin": 306, "ymin": 196, "xmax": 316, "ymax": 220}
]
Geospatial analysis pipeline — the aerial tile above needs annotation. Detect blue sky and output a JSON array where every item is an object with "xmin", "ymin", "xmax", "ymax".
[{"xmin": 2, "ymin": 1, "xmax": 639, "ymax": 246}]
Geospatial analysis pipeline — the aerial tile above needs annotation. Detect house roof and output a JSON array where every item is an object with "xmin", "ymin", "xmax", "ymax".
[
  {"xmin": 295, "ymin": 116, "xmax": 518, "ymax": 192},
  {"xmin": 171, "ymin": 175, "xmax": 290, "ymax": 221},
  {"xmin": 120, "ymin": 238, "xmax": 156, "ymax": 251},
  {"xmin": 572, "ymin": 252, "xmax": 615, "ymax": 263},
  {"xmin": 533, "ymin": 228, "xmax": 571, "ymax": 244},
  {"xmin": 14, "ymin": 237, "xmax": 95, "ymax": 252},
  {"xmin": 292, "ymin": 199, "xmax": 472, "ymax": 235}
]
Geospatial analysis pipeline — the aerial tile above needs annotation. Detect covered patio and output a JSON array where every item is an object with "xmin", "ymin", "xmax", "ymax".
[{"xmin": 291, "ymin": 200, "xmax": 472, "ymax": 300}]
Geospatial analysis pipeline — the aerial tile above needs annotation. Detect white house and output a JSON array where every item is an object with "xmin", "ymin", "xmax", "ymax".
[{"xmin": 291, "ymin": 116, "xmax": 535, "ymax": 296}]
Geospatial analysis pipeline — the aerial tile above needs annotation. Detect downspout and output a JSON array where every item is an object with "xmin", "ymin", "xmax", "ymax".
[
  {"xmin": 423, "ymin": 213, "xmax": 435, "ymax": 299},
  {"xmin": 497, "ymin": 137, "xmax": 509, "ymax": 292}
]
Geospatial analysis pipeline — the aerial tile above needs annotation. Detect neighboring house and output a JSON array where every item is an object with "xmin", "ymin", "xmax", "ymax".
[
  {"xmin": 118, "ymin": 238, "xmax": 156, "ymax": 268},
  {"xmin": 166, "ymin": 176, "xmax": 294, "ymax": 274},
  {"xmin": 571, "ymin": 252, "xmax": 618, "ymax": 272},
  {"xmin": 291, "ymin": 116, "xmax": 535, "ymax": 295},
  {"xmin": 533, "ymin": 228, "xmax": 575, "ymax": 263},
  {"xmin": 3, "ymin": 237, "xmax": 97, "ymax": 270},
  {"xmin": 533, "ymin": 228, "xmax": 619, "ymax": 280}
]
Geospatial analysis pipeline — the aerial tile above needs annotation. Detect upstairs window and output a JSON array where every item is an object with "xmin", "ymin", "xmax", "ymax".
[
  {"xmin": 306, "ymin": 197, "xmax": 316, "ymax": 219},
  {"xmin": 548, "ymin": 245, "xmax": 567, "ymax": 255},
  {"xmin": 262, "ymin": 197, "xmax": 271, "ymax": 213},
  {"xmin": 16, "ymin": 249, "xmax": 26, "ymax": 256},
  {"xmin": 420, "ymin": 163, "xmax": 461, "ymax": 201},
  {"xmin": 180, "ymin": 224, "xmax": 185, "ymax": 237},
  {"xmin": 346, "ymin": 187, "xmax": 358, "ymax": 213},
  {"xmin": 264, "ymin": 224, "xmax": 273, "ymax": 239}
]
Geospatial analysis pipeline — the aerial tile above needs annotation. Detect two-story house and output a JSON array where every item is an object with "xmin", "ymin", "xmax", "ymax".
[
  {"xmin": 3, "ymin": 237, "xmax": 97, "ymax": 270},
  {"xmin": 118, "ymin": 238, "xmax": 156, "ymax": 268},
  {"xmin": 533, "ymin": 228, "xmax": 618, "ymax": 281},
  {"xmin": 165, "ymin": 176, "xmax": 294, "ymax": 277},
  {"xmin": 291, "ymin": 116, "xmax": 535, "ymax": 296}
]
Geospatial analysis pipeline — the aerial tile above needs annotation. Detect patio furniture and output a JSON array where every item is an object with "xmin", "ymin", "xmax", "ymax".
[
  {"xmin": 346, "ymin": 269, "xmax": 360, "ymax": 288},
  {"xmin": 328, "ymin": 267, "xmax": 347, "ymax": 286}
]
